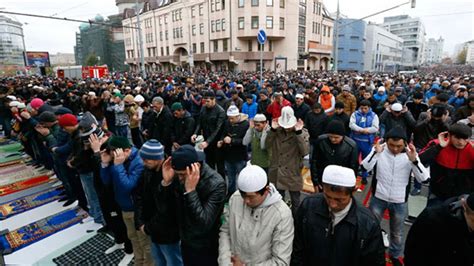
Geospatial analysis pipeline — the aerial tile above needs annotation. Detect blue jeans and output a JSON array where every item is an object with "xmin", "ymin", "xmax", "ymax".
[
  {"xmin": 369, "ymin": 196, "xmax": 407, "ymax": 259},
  {"xmin": 225, "ymin": 160, "xmax": 247, "ymax": 195},
  {"xmin": 151, "ymin": 242, "xmax": 183, "ymax": 266},
  {"xmin": 115, "ymin": 125, "xmax": 129, "ymax": 137},
  {"xmin": 355, "ymin": 140, "xmax": 372, "ymax": 179},
  {"xmin": 79, "ymin": 172, "xmax": 104, "ymax": 224}
]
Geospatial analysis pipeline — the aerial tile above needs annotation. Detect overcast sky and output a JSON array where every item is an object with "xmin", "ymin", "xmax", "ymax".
[{"xmin": 1, "ymin": 0, "xmax": 473, "ymax": 56}]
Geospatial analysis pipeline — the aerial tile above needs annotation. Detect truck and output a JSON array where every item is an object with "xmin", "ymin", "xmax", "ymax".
[{"xmin": 55, "ymin": 65, "xmax": 109, "ymax": 79}]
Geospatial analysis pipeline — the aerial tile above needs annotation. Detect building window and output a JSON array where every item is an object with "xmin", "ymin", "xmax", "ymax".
[
  {"xmin": 252, "ymin": 0, "xmax": 259, "ymax": 6},
  {"xmin": 164, "ymin": 15, "xmax": 168, "ymax": 24},
  {"xmin": 161, "ymin": 47, "xmax": 164, "ymax": 56},
  {"xmin": 192, "ymin": 25, "xmax": 196, "ymax": 36},
  {"xmin": 222, "ymin": 19, "xmax": 226, "ymax": 31},
  {"xmin": 350, "ymin": 36, "xmax": 359, "ymax": 39},
  {"xmin": 323, "ymin": 25, "xmax": 326, "ymax": 36},
  {"xmin": 193, "ymin": 43, "xmax": 197, "ymax": 53},
  {"xmin": 199, "ymin": 4, "xmax": 204, "ymax": 16},
  {"xmin": 211, "ymin": 0, "xmax": 215, "ymax": 12},
  {"xmin": 266, "ymin": 16, "xmax": 273, "ymax": 29},
  {"xmin": 269, "ymin": 40, "xmax": 273, "ymax": 51},
  {"xmin": 349, "ymin": 49, "xmax": 358, "ymax": 52},
  {"xmin": 166, "ymin": 46, "xmax": 169, "ymax": 55},
  {"xmin": 267, "ymin": 0, "xmax": 273, "ymax": 6},
  {"xmin": 280, "ymin": 17, "xmax": 285, "ymax": 30},
  {"xmin": 223, "ymin": 39, "xmax": 228, "ymax": 51},
  {"xmin": 251, "ymin": 16, "xmax": 259, "ymax": 29},
  {"xmin": 258, "ymin": 42, "xmax": 263, "ymax": 51},
  {"xmin": 191, "ymin": 6, "xmax": 195, "ymax": 17},
  {"xmin": 222, "ymin": 0, "xmax": 225, "ymax": 10},
  {"xmin": 328, "ymin": 27, "xmax": 331, "ymax": 37},
  {"xmin": 239, "ymin": 0, "xmax": 244, "ymax": 7},
  {"xmin": 216, "ymin": 20, "xmax": 221, "ymax": 31},
  {"xmin": 216, "ymin": 0, "xmax": 221, "ymax": 11},
  {"xmin": 214, "ymin": 40, "xmax": 219, "ymax": 52},
  {"xmin": 280, "ymin": 0, "xmax": 285, "ymax": 8},
  {"xmin": 160, "ymin": 31, "xmax": 163, "ymax": 41},
  {"xmin": 165, "ymin": 30, "xmax": 168, "ymax": 40},
  {"xmin": 173, "ymin": 28, "xmax": 176, "ymax": 39},
  {"xmin": 211, "ymin": 20, "xmax": 215, "ymax": 32},
  {"xmin": 248, "ymin": 40, "xmax": 253, "ymax": 51},
  {"xmin": 200, "ymin": 42, "xmax": 205, "ymax": 53},
  {"xmin": 200, "ymin": 23, "xmax": 204, "ymax": 34},
  {"xmin": 238, "ymin": 17, "xmax": 244, "ymax": 29}
]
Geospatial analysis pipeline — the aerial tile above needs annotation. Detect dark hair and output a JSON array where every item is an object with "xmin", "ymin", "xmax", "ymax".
[
  {"xmin": 239, "ymin": 180, "xmax": 270, "ymax": 196},
  {"xmin": 335, "ymin": 101, "xmax": 345, "ymax": 109},
  {"xmin": 359, "ymin": 100, "xmax": 371, "ymax": 107},
  {"xmin": 436, "ymin": 93, "xmax": 450, "ymax": 102},
  {"xmin": 322, "ymin": 183, "xmax": 355, "ymax": 195}
]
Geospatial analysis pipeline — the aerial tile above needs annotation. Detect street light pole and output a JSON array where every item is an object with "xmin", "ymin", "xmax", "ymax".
[
  {"xmin": 333, "ymin": 0, "xmax": 340, "ymax": 72},
  {"xmin": 135, "ymin": 0, "xmax": 146, "ymax": 78}
]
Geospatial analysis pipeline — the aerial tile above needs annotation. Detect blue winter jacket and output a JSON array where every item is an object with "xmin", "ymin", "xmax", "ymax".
[
  {"xmin": 100, "ymin": 147, "xmax": 144, "ymax": 211},
  {"xmin": 241, "ymin": 95, "xmax": 258, "ymax": 119}
]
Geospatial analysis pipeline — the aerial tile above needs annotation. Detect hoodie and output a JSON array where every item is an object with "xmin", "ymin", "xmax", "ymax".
[{"xmin": 219, "ymin": 184, "xmax": 294, "ymax": 265}]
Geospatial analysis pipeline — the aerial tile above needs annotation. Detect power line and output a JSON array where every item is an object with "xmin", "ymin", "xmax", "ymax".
[{"xmin": 0, "ymin": 10, "xmax": 139, "ymax": 30}]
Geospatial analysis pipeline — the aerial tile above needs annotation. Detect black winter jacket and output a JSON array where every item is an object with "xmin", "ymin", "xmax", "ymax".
[
  {"xmin": 171, "ymin": 111, "xmax": 195, "ymax": 146},
  {"xmin": 158, "ymin": 164, "xmax": 226, "ymax": 250},
  {"xmin": 194, "ymin": 104, "xmax": 226, "ymax": 145},
  {"xmin": 291, "ymin": 194, "xmax": 385, "ymax": 266},
  {"xmin": 404, "ymin": 197, "xmax": 474, "ymax": 266},
  {"xmin": 311, "ymin": 135, "xmax": 359, "ymax": 185},
  {"xmin": 220, "ymin": 117, "xmax": 249, "ymax": 162},
  {"xmin": 149, "ymin": 106, "xmax": 173, "ymax": 154},
  {"xmin": 304, "ymin": 111, "xmax": 328, "ymax": 142},
  {"xmin": 293, "ymin": 103, "xmax": 311, "ymax": 121},
  {"xmin": 134, "ymin": 168, "xmax": 180, "ymax": 244},
  {"xmin": 413, "ymin": 119, "xmax": 449, "ymax": 150}
]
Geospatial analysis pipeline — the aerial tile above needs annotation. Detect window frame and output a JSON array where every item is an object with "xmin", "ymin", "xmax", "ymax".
[
  {"xmin": 251, "ymin": 16, "xmax": 259, "ymax": 29},
  {"xmin": 266, "ymin": 16, "xmax": 273, "ymax": 29}
]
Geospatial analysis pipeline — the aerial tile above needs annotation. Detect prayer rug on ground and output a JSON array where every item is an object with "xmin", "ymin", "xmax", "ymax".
[
  {"xmin": 0, "ymin": 155, "xmax": 23, "ymax": 165},
  {"xmin": 0, "ymin": 186, "xmax": 65, "ymax": 220},
  {"xmin": 0, "ymin": 168, "xmax": 52, "ymax": 187},
  {"xmin": 0, "ymin": 143, "xmax": 22, "ymax": 153},
  {"xmin": 52, "ymin": 233, "xmax": 133, "ymax": 265},
  {"xmin": 0, "ymin": 175, "xmax": 52, "ymax": 197},
  {"xmin": 0, "ymin": 164, "xmax": 29, "ymax": 175},
  {"xmin": 0, "ymin": 207, "xmax": 88, "ymax": 255}
]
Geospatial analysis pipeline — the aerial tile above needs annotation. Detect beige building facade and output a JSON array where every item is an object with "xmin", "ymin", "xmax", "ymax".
[{"xmin": 122, "ymin": 0, "xmax": 333, "ymax": 72}]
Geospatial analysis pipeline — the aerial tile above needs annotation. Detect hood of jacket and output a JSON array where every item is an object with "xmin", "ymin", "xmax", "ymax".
[{"xmin": 257, "ymin": 183, "xmax": 282, "ymax": 209}]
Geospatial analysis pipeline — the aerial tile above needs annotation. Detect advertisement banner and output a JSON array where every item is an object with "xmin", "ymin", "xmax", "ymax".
[{"xmin": 24, "ymin": 52, "xmax": 51, "ymax": 67}]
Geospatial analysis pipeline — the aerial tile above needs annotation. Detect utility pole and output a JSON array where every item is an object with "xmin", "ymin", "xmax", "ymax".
[
  {"xmin": 333, "ymin": 0, "xmax": 340, "ymax": 72},
  {"xmin": 135, "ymin": 0, "xmax": 146, "ymax": 78}
]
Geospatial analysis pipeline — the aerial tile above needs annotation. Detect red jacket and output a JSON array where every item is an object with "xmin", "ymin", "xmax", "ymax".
[{"xmin": 266, "ymin": 99, "xmax": 291, "ymax": 119}]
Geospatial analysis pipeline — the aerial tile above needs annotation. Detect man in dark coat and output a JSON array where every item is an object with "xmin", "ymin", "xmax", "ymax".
[
  {"xmin": 404, "ymin": 193, "xmax": 474, "ymax": 266},
  {"xmin": 148, "ymin": 96, "xmax": 173, "ymax": 155},
  {"xmin": 170, "ymin": 102, "xmax": 195, "ymax": 150},
  {"xmin": 291, "ymin": 165, "xmax": 385, "ymax": 266}
]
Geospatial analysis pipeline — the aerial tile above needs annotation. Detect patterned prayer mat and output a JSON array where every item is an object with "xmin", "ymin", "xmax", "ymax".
[
  {"xmin": 0, "ymin": 155, "xmax": 23, "ymax": 165},
  {"xmin": 52, "ymin": 233, "xmax": 133, "ymax": 265},
  {"xmin": 0, "ymin": 168, "xmax": 52, "ymax": 187},
  {"xmin": 0, "ymin": 186, "xmax": 65, "ymax": 220},
  {"xmin": 0, "ymin": 207, "xmax": 88, "ymax": 255},
  {"xmin": 0, "ymin": 164, "xmax": 29, "ymax": 175},
  {"xmin": 0, "ymin": 175, "xmax": 53, "ymax": 197}
]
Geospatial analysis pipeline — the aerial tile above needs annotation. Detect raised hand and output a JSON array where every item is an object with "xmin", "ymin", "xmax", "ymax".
[
  {"xmin": 184, "ymin": 163, "xmax": 200, "ymax": 193},
  {"xmin": 89, "ymin": 134, "xmax": 101, "ymax": 153},
  {"xmin": 295, "ymin": 119, "xmax": 304, "ymax": 131},
  {"xmin": 100, "ymin": 150, "xmax": 112, "ymax": 164},
  {"xmin": 271, "ymin": 118, "xmax": 279, "ymax": 129},
  {"xmin": 162, "ymin": 157, "xmax": 175, "ymax": 185},
  {"xmin": 374, "ymin": 138, "xmax": 385, "ymax": 153},
  {"xmin": 438, "ymin": 131, "xmax": 449, "ymax": 148},
  {"xmin": 406, "ymin": 143, "xmax": 418, "ymax": 162},
  {"xmin": 113, "ymin": 148, "xmax": 126, "ymax": 165}
]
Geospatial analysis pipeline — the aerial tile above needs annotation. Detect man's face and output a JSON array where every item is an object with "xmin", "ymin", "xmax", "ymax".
[
  {"xmin": 328, "ymin": 133, "xmax": 343, "ymax": 145},
  {"xmin": 313, "ymin": 108, "xmax": 322, "ymax": 114},
  {"xmin": 64, "ymin": 125, "xmax": 77, "ymax": 134},
  {"xmin": 254, "ymin": 121, "xmax": 267, "ymax": 132},
  {"xmin": 204, "ymin": 97, "xmax": 216, "ymax": 108},
  {"xmin": 363, "ymin": 92, "xmax": 371, "ymax": 99},
  {"xmin": 392, "ymin": 110, "xmax": 402, "ymax": 117},
  {"xmin": 295, "ymin": 97, "xmax": 304, "ymax": 106},
  {"xmin": 173, "ymin": 109, "xmax": 185, "ymax": 118},
  {"xmin": 275, "ymin": 95, "xmax": 283, "ymax": 103},
  {"xmin": 386, "ymin": 138, "xmax": 405, "ymax": 155},
  {"xmin": 323, "ymin": 184, "xmax": 352, "ymax": 213},
  {"xmin": 246, "ymin": 98, "xmax": 253, "ymax": 105},
  {"xmin": 228, "ymin": 115, "xmax": 240, "ymax": 124},
  {"xmin": 142, "ymin": 158, "xmax": 163, "ymax": 170},
  {"xmin": 241, "ymin": 189, "xmax": 268, "ymax": 208},
  {"xmin": 414, "ymin": 98, "xmax": 423, "ymax": 104},
  {"xmin": 152, "ymin": 102, "xmax": 163, "ymax": 111},
  {"xmin": 360, "ymin": 106, "xmax": 369, "ymax": 114},
  {"xmin": 231, "ymin": 94, "xmax": 239, "ymax": 100},
  {"xmin": 40, "ymin": 122, "xmax": 55, "ymax": 128},
  {"xmin": 114, "ymin": 96, "xmax": 122, "ymax": 104},
  {"xmin": 175, "ymin": 164, "xmax": 200, "ymax": 182},
  {"xmin": 450, "ymin": 134, "xmax": 468, "ymax": 150},
  {"xmin": 259, "ymin": 94, "xmax": 268, "ymax": 101},
  {"xmin": 335, "ymin": 108, "xmax": 344, "ymax": 115},
  {"xmin": 342, "ymin": 90, "xmax": 349, "ymax": 96}
]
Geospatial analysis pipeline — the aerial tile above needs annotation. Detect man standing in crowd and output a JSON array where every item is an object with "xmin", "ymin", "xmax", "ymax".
[
  {"xmin": 266, "ymin": 106, "xmax": 309, "ymax": 215},
  {"xmin": 149, "ymin": 96, "xmax": 173, "ymax": 155},
  {"xmin": 266, "ymin": 91, "xmax": 291, "ymax": 119},
  {"xmin": 292, "ymin": 165, "xmax": 385, "ymax": 266},
  {"xmin": 219, "ymin": 165, "xmax": 294, "ymax": 265},
  {"xmin": 311, "ymin": 120, "xmax": 359, "ymax": 192},
  {"xmin": 420, "ymin": 124, "xmax": 474, "ymax": 207},
  {"xmin": 304, "ymin": 103, "xmax": 328, "ymax": 156},
  {"xmin": 192, "ymin": 90, "xmax": 226, "ymax": 178},
  {"xmin": 336, "ymin": 85, "xmax": 357, "ymax": 116},
  {"xmin": 405, "ymin": 92, "xmax": 428, "ymax": 121},
  {"xmin": 107, "ymin": 92, "xmax": 129, "ymax": 137},
  {"xmin": 404, "ymin": 193, "xmax": 474, "ymax": 266},
  {"xmin": 350, "ymin": 100, "xmax": 379, "ymax": 184},
  {"xmin": 243, "ymin": 114, "xmax": 270, "ymax": 172},
  {"xmin": 99, "ymin": 136, "xmax": 151, "ymax": 265},
  {"xmin": 329, "ymin": 102, "xmax": 350, "ymax": 136},
  {"xmin": 361, "ymin": 128, "xmax": 429, "ymax": 266},
  {"xmin": 170, "ymin": 102, "xmax": 195, "ymax": 150},
  {"xmin": 293, "ymin": 93, "xmax": 311, "ymax": 121},
  {"xmin": 217, "ymin": 105, "xmax": 249, "ymax": 195},
  {"xmin": 160, "ymin": 145, "xmax": 226, "ymax": 266},
  {"xmin": 135, "ymin": 140, "xmax": 183, "ymax": 266},
  {"xmin": 379, "ymin": 102, "xmax": 416, "ymax": 139}
]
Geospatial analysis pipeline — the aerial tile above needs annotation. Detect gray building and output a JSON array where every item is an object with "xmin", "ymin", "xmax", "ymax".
[
  {"xmin": 0, "ymin": 15, "xmax": 25, "ymax": 68},
  {"xmin": 423, "ymin": 37, "xmax": 444, "ymax": 65},
  {"xmin": 364, "ymin": 23, "xmax": 403, "ymax": 72},
  {"xmin": 334, "ymin": 18, "xmax": 366, "ymax": 72},
  {"xmin": 382, "ymin": 15, "xmax": 425, "ymax": 68}
]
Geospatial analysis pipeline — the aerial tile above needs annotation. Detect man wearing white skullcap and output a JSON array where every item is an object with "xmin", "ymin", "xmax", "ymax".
[
  {"xmin": 292, "ymin": 165, "xmax": 385, "ymax": 266},
  {"xmin": 242, "ymin": 113, "xmax": 270, "ymax": 171},
  {"xmin": 219, "ymin": 164, "xmax": 293, "ymax": 265}
]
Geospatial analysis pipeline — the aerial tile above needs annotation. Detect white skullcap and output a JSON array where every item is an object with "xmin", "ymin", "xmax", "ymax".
[
  {"xmin": 9, "ymin": 101, "xmax": 20, "ymax": 107},
  {"xmin": 134, "ymin": 94, "xmax": 145, "ymax": 103},
  {"xmin": 6, "ymin": 95, "xmax": 17, "ymax": 101},
  {"xmin": 113, "ymin": 88, "xmax": 121, "ymax": 94},
  {"xmin": 253, "ymin": 114, "xmax": 267, "ymax": 122},
  {"xmin": 88, "ymin": 91, "xmax": 96, "ymax": 97},
  {"xmin": 238, "ymin": 165, "xmax": 268, "ymax": 192},
  {"xmin": 295, "ymin": 93, "xmax": 304, "ymax": 99},
  {"xmin": 17, "ymin": 102, "xmax": 26, "ymax": 109},
  {"xmin": 134, "ymin": 86, "xmax": 141, "ymax": 91},
  {"xmin": 391, "ymin": 103, "xmax": 403, "ymax": 112},
  {"xmin": 227, "ymin": 105, "xmax": 240, "ymax": 116},
  {"xmin": 322, "ymin": 165, "xmax": 356, "ymax": 187},
  {"xmin": 377, "ymin": 86, "xmax": 386, "ymax": 92}
]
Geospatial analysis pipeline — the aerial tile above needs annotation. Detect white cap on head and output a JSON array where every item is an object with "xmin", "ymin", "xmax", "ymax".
[
  {"xmin": 253, "ymin": 114, "xmax": 267, "ymax": 122},
  {"xmin": 322, "ymin": 165, "xmax": 356, "ymax": 187},
  {"xmin": 237, "ymin": 165, "xmax": 268, "ymax": 192},
  {"xmin": 227, "ymin": 105, "xmax": 240, "ymax": 116},
  {"xmin": 9, "ymin": 101, "xmax": 20, "ymax": 107},
  {"xmin": 278, "ymin": 106, "xmax": 297, "ymax": 128},
  {"xmin": 134, "ymin": 86, "xmax": 141, "ymax": 91},
  {"xmin": 88, "ymin": 91, "xmax": 96, "ymax": 97},
  {"xmin": 6, "ymin": 95, "xmax": 17, "ymax": 101},
  {"xmin": 391, "ymin": 103, "xmax": 403, "ymax": 112},
  {"xmin": 378, "ymin": 86, "xmax": 386, "ymax": 92},
  {"xmin": 134, "ymin": 94, "xmax": 145, "ymax": 103},
  {"xmin": 113, "ymin": 88, "xmax": 121, "ymax": 94},
  {"xmin": 295, "ymin": 93, "xmax": 304, "ymax": 99}
]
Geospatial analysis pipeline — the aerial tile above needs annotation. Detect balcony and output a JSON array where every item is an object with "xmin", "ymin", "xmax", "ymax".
[{"xmin": 308, "ymin": 41, "xmax": 332, "ymax": 55}]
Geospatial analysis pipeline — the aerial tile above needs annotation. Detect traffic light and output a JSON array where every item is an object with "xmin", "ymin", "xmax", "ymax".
[{"xmin": 330, "ymin": 58, "xmax": 334, "ymax": 64}]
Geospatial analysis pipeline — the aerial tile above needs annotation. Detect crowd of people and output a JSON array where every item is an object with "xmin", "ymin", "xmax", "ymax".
[{"xmin": 0, "ymin": 68, "xmax": 473, "ymax": 266}]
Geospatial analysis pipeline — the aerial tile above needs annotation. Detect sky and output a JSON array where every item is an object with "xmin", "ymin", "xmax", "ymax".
[{"xmin": 1, "ymin": 0, "xmax": 473, "ymax": 56}]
